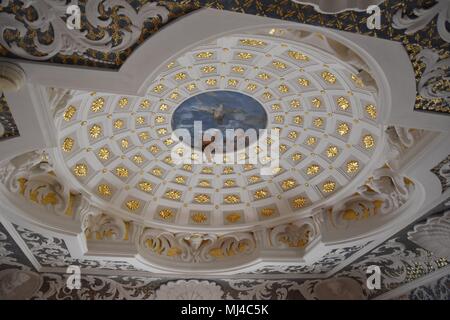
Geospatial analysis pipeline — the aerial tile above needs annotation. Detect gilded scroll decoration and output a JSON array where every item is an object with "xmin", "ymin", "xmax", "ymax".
[
  {"xmin": 326, "ymin": 166, "xmax": 415, "ymax": 228},
  {"xmin": 0, "ymin": 150, "xmax": 81, "ymax": 217},
  {"xmin": 83, "ymin": 213, "xmax": 130, "ymax": 241},
  {"xmin": 269, "ymin": 219, "xmax": 319, "ymax": 249},
  {"xmin": 139, "ymin": 229, "xmax": 256, "ymax": 263}
]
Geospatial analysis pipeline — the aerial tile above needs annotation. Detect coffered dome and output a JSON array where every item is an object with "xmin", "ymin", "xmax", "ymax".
[{"xmin": 55, "ymin": 33, "xmax": 383, "ymax": 230}]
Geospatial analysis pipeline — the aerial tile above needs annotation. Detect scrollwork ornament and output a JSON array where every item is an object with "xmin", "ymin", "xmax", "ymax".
[
  {"xmin": 415, "ymin": 49, "xmax": 450, "ymax": 103},
  {"xmin": 407, "ymin": 211, "xmax": 450, "ymax": 259},
  {"xmin": 0, "ymin": 0, "xmax": 169, "ymax": 63},
  {"xmin": 139, "ymin": 229, "xmax": 256, "ymax": 263},
  {"xmin": 269, "ymin": 219, "xmax": 318, "ymax": 248},
  {"xmin": 385, "ymin": 126, "xmax": 425, "ymax": 168},
  {"xmin": 0, "ymin": 150, "xmax": 81, "ymax": 217},
  {"xmin": 393, "ymin": 0, "xmax": 450, "ymax": 43},
  {"xmin": 83, "ymin": 212, "xmax": 128, "ymax": 241},
  {"xmin": 327, "ymin": 167, "xmax": 414, "ymax": 228}
]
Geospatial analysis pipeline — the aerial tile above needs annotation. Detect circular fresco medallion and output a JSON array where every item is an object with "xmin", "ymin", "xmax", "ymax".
[
  {"xmin": 55, "ymin": 32, "xmax": 384, "ymax": 230},
  {"xmin": 171, "ymin": 90, "xmax": 268, "ymax": 150}
]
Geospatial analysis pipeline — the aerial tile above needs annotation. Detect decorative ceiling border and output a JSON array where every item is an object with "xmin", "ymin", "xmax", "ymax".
[
  {"xmin": 0, "ymin": 93, "xmax": 19, "ymax": 141},
  {"xmin": 192, "ymin": 0, "xmax": 449, "ymax": 115},
  {"xmin": 1, "ymin": 1, "xmax": 447, "ymax": 114},
  {"xmin": 0, "ymin": 0, "xmax": 197, "ymax": 68},
  {"xmin": 1, "ymin": 198, "xmax": 449, "ymax": 299}
]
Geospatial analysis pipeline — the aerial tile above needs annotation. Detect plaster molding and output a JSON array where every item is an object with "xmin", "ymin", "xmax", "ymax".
[
  {"xmin": 407, "ymin": 211, "xmax": 450, "ymax": 259},
  {"xmin": 0, "ymin": 62, "xmax": 25, "ymax": 92},
  {"xmin": 291, "ymin": 0, "xmax": 384, "ymax": 14}
]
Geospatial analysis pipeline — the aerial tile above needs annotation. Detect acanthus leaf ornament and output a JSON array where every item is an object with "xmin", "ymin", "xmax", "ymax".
[
  {"xmin": 83, "ymin": 212, "xmax": 129, "ymax": 241},
  {"xmin": 139, "ymin": 229, "xmax": 256, "ymax": 263},
  {"xmin": 269, "ymin": 219, "xmax": 319, "ymax": 249},
  {"xmin": 393, "ymin": 0, "xmax": 450, "ymax": 42},
  {"xmin": 407, "ymin": 211, "xmax": 450, "ymax": 259},
  {"xmin": 325, "ymin": 166, "xmax": 414, "ymax": 229},
  {"xmin": 0, "ymin": 150, "xmax": 81, "ymax": 217},
  {"xmin": 414, "ymin": 49, "xmax": 450, "ymax": 103},
  {"xmin": 385, "ymin": 126, "xmax": 425, "ymax": 169},
  {"xmin": 0, "ymin": 0, "xmax": 169, "ymax": 62}
]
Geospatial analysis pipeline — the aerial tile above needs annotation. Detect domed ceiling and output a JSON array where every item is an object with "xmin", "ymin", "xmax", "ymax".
[
  {"xmin": 55, "ymin": 33, "xmax": 383, "ymax": 230},
  {"xmin": 0, "ymin": 1, "xmax": 448, "ymax": 298}
]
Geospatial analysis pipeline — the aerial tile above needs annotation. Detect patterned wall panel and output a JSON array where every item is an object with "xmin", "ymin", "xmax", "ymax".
[
  {"xmin": 1, "ymin": 198, "xmax": 449, "ymax": 300},
  {"xmin": 0, "ymin": 93, "xmax": 19, "ymax": 141}
]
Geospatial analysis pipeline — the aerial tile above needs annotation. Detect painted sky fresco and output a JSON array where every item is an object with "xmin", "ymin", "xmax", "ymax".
[{"xmin": 171, "ymin": 91, "xmax": 268, "ymax": 146}]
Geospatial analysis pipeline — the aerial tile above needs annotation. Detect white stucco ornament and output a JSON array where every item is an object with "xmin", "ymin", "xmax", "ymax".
[
  {"xmin": 291, "ymin": 0, "xmax": 384, "ymax": 13},
  {"xmin": 155, "ymin": 280, "xmax": 224, "ymax": 300},
  {"xmin": 0, "ymin": 62, "xmax": 25, "ymax": 92}
]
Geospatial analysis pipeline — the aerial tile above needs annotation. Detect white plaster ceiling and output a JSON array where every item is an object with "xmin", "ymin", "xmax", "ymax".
[{"xmin": 55, "ymin": 33, "xmax": 383, "ymax": 230}]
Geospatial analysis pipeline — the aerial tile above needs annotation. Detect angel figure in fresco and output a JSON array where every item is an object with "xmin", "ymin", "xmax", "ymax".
[{"xmin": 191, "ymin": 104, "xmax": 244, "ymax": 125}]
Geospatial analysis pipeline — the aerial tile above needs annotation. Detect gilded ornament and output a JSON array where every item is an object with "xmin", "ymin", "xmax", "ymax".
[
  {"xmin": 73, "ymin": 164, "xmax": 88, "ymax": 177},
  {"xmin": 346, "ymin": 160, "xmax": 359, "ymax": 173},
  {"xmin": 322, "ymin": 181, "xmax": 336, "ymax": 193},
  {"xmin": 201, "ymin": 66, "xmax": 216, "ymax": 73},
  {"xmin": 191, "ymin": 213, "xmax": 208, "ymax": 223},
  {"xmin": 118, "ymin": 97, "xmax": 128, "ymax": 108},
  {"xmin": 239, "ymin": 39, "xmax": 267, "ymax": 47},
  {"xmin": 140, "ymin": 99, "xmax": 150, "ymax": 109},
  {"xmin": 278, "ymin": 84, "xmax": 289, "ymax": 93},
  {"xmin": 272, "ymin": 60, "xmax": 287, "ymax": 69},
  {"xmin": 290, "ymin": 99, "xmax": 300, "ymax": 108},
  {"xmin": 63, "ymin": 105, "xmax": 76, "ymax": 121},
  {"xmin": 138, "ymin": 181, "xmax": 153, "ymax": 193},
  {"xmin": 224, "ymin": 195, "xmax": 240, "ymax": 204},
  {"xmin": 287, "ymin": 50, "xmax": 309, "ymax": 61},
  {"xmin": 225, "ymin": 213, "xmax": 241, "ymax": 223},
  {"xmin": 311, "ymin": 97, "xmax": 321, "ymax": 108},
  {"xmin": 337, "ymin": 123, "xmax": 350, "ymax": 136},
  {"xmin": 292, "ymin": 197, "xmax": 307, "ymax": 208},
  {"xmin": 281, "ymin": 178, "xmax": 297, "ymax": 190},
  {"xmin": 97, "ymin": 184, "xmax": 112, "ymax": 196},
  {"xmin": 62, "ymin": 137, "xmax": 74, "ymax": 152},
  {"xmin": 326, "ymin": 146, "xmax": 339, "ymax": 158},
  {"xmin": 237, "ymin": 52, "xmax": 253, "ymax": 60},
  {"xmin": 194, "ymin": 194, "xmax": 210, "ymax": 203},
  {"xmin": 115, "ymin": 167, "xmax": 129, "ymax": 178},
  {"xmin": 363, "ymin": 134, "xmax": 375, "ymax": 149},
  {"xmin": 337, "ymin": 97, "xmax": 350, "ymax": 110},
  {"xmin": 126, "ymin": 200, "xmax": 140, "ymax": 211},
  {"xmin": 321, "ymin": 71, "xmax": 337, "ymax": 84},
  {"xmin": 89, "ymin": 124, "xmax": 102, "ymax": 139},
  {"xmin": 91, "ymin": 97, "xmax": 105, "ymax": 112},
  {"xmin": 254, "ymin": 189, "xmax": 269, "ymax": 200},
  {"xmin": 365, "ymin": 104, "xmax": 377, "ymax": 119},
  {"xmin": 260, "ymin": 208, "xmax": 275, "ymax": 217},
  {"xmin": 297, "ymin": 78, "xmax": 310, "ymax": 86},
  {"xmin": 196, "ymin": 51, "xmax": 213, "ymax": 59},
  {"xmin": 165, "ymin": 189, "xmax": 182, "ymax": 201}
]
